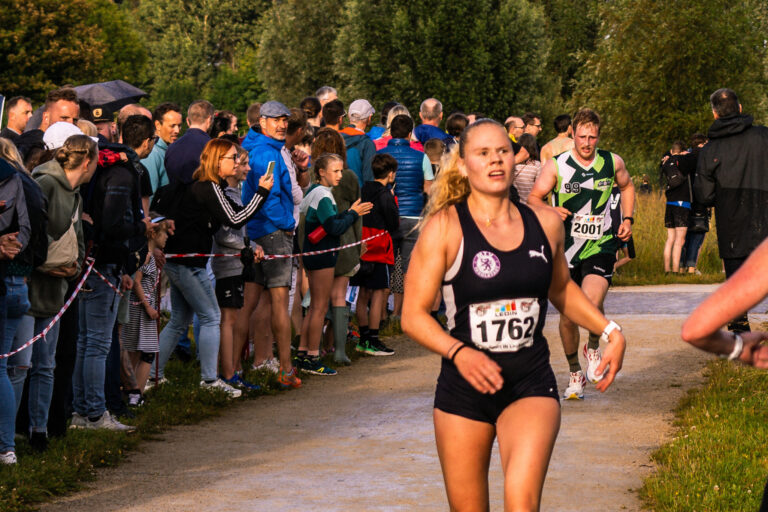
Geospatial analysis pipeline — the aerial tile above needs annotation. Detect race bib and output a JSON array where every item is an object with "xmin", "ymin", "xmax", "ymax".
[
  {"xmin": 469, "ymin": 298, "xmax": 539, "ymax": 352},
  {"xmin": 571, "ymin": 214, "xmax": 604, "ymax": 240}
]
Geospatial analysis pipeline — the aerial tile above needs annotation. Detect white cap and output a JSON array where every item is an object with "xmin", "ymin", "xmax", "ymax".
[
  {"xmin": 43, "ymin": 122, "xmax": 98, "ymax": 150},
  {"xmin": 348, "ymin": 99, "xmax": 375, "ymax": 121}
]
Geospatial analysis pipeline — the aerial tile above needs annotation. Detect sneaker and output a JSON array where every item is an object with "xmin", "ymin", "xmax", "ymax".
[
  {"xmin": 86, "ymin": 411, "xmax": 136, "ymax": 432},
  {"xmin": 563, "ymin": 371, "xmax": 587, "ymax": 400},
  {"xmin": 144, "ymin": 377, "xmax": 168, "ymax": 392},
  {"xmin": 251, "ymin": 357, "xmax": 280, "ymax": 374},
  {"xmin": 583, "ymin": 344, "xmax": 603, "ymax": 384},
  {"xmin": 356, "ymin": 339, "xmax": 394, "ymax": 356},
  {"xmin": 200, "ymin": 379, "xmax": 242, "ymax": 398},
  {"xmin": 277, "ymin": 367, "xmax": 302, "ymax": 389},
  {"xmin": 0, "ymin": 451, "xmax": 17, "ymax": 465},
  {"xmin": 298, "ymin": 356, "xmax": 337, "ymax": 376},
  {"xmin": 128, "ymin": 393, "xmax": 145, "ymax": 407},
  {"xmin": 371, "ymin": 339, "xmax": 395, "ymax": 356},
  {"xmin": 69, "ymin": 412, "xmax": 87, "ymax": 430},
  {"xmin": 223, "ymin": 373, "xmax": 261, "ymax": 391}
]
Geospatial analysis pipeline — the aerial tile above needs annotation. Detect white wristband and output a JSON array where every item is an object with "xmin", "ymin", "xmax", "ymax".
[
  {"xmin": 724, "ymin": 333, "xmax": 744, "ymax": 361},
  {"xmin": 599, "ymin": 320, "xmax": 621, "ymax": 344}
]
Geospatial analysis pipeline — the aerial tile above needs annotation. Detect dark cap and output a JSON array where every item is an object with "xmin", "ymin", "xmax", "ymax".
[
  {"xmin": 260, "ymin": 101, "xmax": 291, "ymax": 118},
  {"xmin": 92, "ymin": 106, "xmax": 114, "ymax": 124}
]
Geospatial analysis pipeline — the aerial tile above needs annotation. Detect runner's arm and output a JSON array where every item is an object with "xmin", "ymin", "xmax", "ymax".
[
  {"xmin": 681, "ymin": 238, "xmax": 768, "ymax": 368},
  {"xmin": 536, "ymin": 206, "xmax": 626, "ymax": 391},
  {"xmin": 527, "ymin": 160, "xmax": 570, "ymax": 220},
  {"xmin": 614, "ymin": 155, "xmax": 635, "ymax": 241},
  {"xmin": 401, "ymin": 210, "xmax": 503, "ymax": 394}
]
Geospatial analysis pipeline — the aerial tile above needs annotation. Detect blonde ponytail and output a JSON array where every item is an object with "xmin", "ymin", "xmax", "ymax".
[{"xmin": 419, "ymin": 145, "xmax": 470, "ymax": 230}]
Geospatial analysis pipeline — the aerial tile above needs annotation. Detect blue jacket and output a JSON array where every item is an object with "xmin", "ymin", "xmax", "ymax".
[
  {"xmin": 243, "ymin": 134, "xmax": 296, "ymax": 239},
  {"xmin": 340, "ymin": 128, "xmax": 375, "ymax": 185},
  {"xmin": 414, "ymin": 123, "xmax": 451, "ymax": 145},
  {"xmin": 241, "ymin": 128, "xmax": 262, "ymax": 153},
  {"xmin": 378, "ymin": 138, "xmax": 427, "ymax": 216},
  {"xmin": 165, "ymin": 128, "xmax": 210, "ymax": 185}
]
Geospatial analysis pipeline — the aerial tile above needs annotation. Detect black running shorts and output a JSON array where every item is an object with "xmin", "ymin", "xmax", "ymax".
[
  {"xmin": 434, "ymin": 341, "xmax": 559, "ymax": 424},
  {"xmin": 665, "ymin": 204, "xmax": 691, "ymax": 228},
  {"xmin": 215, "ymin": 275, "xmax": 245, "ymax": 309},
  {"xmin": 569, "ymin": 252, "xmax": 617, "ymax": 286}
]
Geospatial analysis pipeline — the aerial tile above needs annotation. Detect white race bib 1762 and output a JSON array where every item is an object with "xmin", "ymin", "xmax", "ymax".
[
  {"xmin": 469, "ymin": 298, "xmax": 539, "ymax": 352},
  {"xmin": 571, "ymin": 214, "xmax": 604, "ymax": 240}
]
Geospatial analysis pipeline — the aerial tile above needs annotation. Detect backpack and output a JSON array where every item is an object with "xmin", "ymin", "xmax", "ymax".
[{"xmin": 661, "ymin": 156, "xmax": 687, "ymax": 190}]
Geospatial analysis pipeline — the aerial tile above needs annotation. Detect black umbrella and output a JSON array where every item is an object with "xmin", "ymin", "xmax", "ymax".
[{"xmin": 73, "ymin": 79, "xmax": 148, "ymax": 112}]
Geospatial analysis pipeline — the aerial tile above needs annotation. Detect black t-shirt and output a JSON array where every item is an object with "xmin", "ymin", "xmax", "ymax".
[{"xmin": 663, "ymin": 153, "xmax": 696, "ymax": 203}]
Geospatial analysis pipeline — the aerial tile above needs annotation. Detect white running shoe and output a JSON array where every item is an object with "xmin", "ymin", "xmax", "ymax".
[
  {"xmin": 584, "ymin": 344, "xmax": 603, "ymax": 383},
  {"xmin": 563, "ymin": 370, "xmax": 587, "ymax": 400},
  {"xmin": 144, "ymin": 377, "xmax": 168, "ymax": 392},
  {"xmin": 85, "ymin": 411, "xmax": 136, "ymax": 432},
  {"xmin": 0, "ymin": 451, "xmax": 17, "ymax": 465},
  {"xmin": 69, "ymin": 412, "xmax": 87, "ymax": 430},
  {"xmin": 200, "ymin": 379, "xmax": 242, "ymax": 398},
  {"xmin": 252, "ymin": 357, "xmax": 280, "ymax": 374}
]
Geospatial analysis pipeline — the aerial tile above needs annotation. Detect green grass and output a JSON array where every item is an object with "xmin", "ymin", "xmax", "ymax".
[
  {"xmin": 613, "ymin": 190, "xmax": 724, "ymax": 286},
  {"xmin": 640, "ymin": 359, "xmax": 768, "ymax": 511}
]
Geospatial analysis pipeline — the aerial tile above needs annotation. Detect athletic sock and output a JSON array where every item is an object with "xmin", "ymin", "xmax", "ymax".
[
  {"xmin": 359, "ymin": 326, "xmax": 369, "ymax": 341},
  {"xmin": 587, "ymin": 333, "xmax": 600, "ymax": 350},
  {"xmin": 368, "ymin": 328, "xmax": 379, "ymax": 345},
  {"xmin": 566, "ymin": 351, "xmax": 581, "ymax": 373}
]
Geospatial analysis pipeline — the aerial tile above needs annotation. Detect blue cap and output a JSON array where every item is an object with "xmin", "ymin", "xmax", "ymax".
[{"xmin": 260, "ymin": 101, "xmax": 291, "ymax": 118}]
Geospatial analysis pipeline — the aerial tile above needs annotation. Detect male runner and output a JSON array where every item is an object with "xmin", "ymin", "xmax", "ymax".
[{"xmin": 528, "ymin": 108, "xmax": 635, "ymax": 400}]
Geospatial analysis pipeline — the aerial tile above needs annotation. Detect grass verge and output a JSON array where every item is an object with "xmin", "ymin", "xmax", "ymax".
[{"xmin": 640, "ymin": 358, "xmax": 768, "ymax": 511}]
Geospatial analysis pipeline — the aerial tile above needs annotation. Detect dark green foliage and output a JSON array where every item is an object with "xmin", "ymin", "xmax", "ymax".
[
  {"xmin": 571, "ymin": 0, "xmax": 768, "ymax": 162},
  {"xmin": 335, "ymin": 0, "xmax": 557, "ymax": 122},
  {"xmin": 257, "ymin": 0, "xmax": 346, "ymax": 107},
  {"xmin": 0, "ymin": 0, "xmax": 147, "ymax": 103}
]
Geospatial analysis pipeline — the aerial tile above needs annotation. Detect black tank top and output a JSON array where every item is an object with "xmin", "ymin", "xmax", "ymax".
[{"xmin": 442, "ymin": 200, "xmax": 553, "ymax": 354}]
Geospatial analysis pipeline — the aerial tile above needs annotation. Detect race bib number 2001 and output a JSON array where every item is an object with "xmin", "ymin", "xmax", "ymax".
[
  {"xmin": 469, "ymin": 298, "xmax": 540, "ymax": 352},
  {"xmin": 571, "ymin": 213, "xmax": 604, "ymax": 240}
]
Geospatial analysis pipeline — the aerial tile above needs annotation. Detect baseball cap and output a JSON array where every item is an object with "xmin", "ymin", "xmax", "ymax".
[
  {"xmin": 349, "ymin": 99, "xmax": 375, "ymax": 119},
  {"xmin": 260, "ymin": 101, "xmax": 291, "ymax": 118},
  {"xmin": 43, "ymin": 122, "xmax": 98, "ymax": 150}
]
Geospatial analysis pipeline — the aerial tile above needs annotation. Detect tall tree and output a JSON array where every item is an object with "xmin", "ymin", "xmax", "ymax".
[
  {"xmin": 137, "ymin": 0, "xmax": 267, "ymax": 108},
  {"xmin": 571, "ymin": 0, "xmax": 768, "ymax": 161},
  {"xmin": 334, "ymin": 0, "xmax": 557, "ymax": 123},
  {"xmin": 0, "ymin": 0, "xmax": 146, "ymax": 102},
  {"xmin": 256, "ymin": 0, "xmax": 345, "ymax": 107}
]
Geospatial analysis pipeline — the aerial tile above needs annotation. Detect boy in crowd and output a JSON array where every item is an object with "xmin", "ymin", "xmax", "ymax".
[{"xmin": 354, "ymin": 154, "xmax": 400, "ymax": 355}]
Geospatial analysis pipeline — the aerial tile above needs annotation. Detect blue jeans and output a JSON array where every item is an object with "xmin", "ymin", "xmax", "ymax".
[
  {"xmin": 5, "ymin": 276, "xmax": 30, "ymax": 405},
  {"xmin": 72, "ymin": 266, "xmax": 121, "ymax": 419},
  {"xmin": 0, "ymin": 292, "xmax": 11, "ymax": 452},
  {"xmin": 10, "ymin": 315, "xmax": 60, "ymax": 433},
  {"xmin": 681, "ymin": 231, "xmax": 706, "ymax": 268},
  {"xmin": 156, "ymin": 263, "xmax": 220, "ymax": 381}
]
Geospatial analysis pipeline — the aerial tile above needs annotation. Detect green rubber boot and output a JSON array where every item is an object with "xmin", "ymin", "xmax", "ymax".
[{"xmin": 332, "ymin": 306, "xmax": 352, "ymax": 365}]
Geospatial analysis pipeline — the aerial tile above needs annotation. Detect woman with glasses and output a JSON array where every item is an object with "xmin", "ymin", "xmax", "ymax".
[{"xmin": 154, "ymin": 139, "xmax": 273, "ymax": 397}]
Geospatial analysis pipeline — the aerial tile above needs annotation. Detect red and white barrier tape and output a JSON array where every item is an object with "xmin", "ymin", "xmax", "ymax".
[
  {"xmin": 0, "ymin": 257, "xmax": 96, "ymax": 359},
  {"xmin": 164, "ymin": 231, "xmax": 388, "ymax": 261}
]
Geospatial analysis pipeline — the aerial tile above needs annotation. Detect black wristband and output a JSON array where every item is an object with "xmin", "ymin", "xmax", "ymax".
[
  {"xmin": 450, "ymin": 344, "xmax": 468, "ymax": 362},
  {"xmin": 623, "ymin": 216, "xmax": 634, "ymax": 224}
]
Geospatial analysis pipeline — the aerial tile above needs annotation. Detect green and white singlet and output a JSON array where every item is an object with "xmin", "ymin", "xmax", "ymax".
[{"xmin": 552, "ymin": 148, "xmax": 619, "ymax": 267}]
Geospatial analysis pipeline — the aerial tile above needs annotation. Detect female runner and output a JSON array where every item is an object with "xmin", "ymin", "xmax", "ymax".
[{"xmin": 402, "ymin": 119, "xmax": 627, "ymax": 511}]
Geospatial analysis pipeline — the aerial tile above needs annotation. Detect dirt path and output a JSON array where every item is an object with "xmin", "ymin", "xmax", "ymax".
[{"xmin": 41, "ymin": 285, "xmax": 761, "ymax": 512}]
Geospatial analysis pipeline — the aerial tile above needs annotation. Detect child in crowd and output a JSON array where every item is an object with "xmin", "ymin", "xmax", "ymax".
[
  {"xmin": 353, "ymin": 153, "xmax": 400, "ymax": 356},
  {"xmin": 296, "ymin": 153, "xmax": 372, "ymax": 375},
  {"xmin": 424, "ymin": 138, "xmax": 446, "ymax": 178},
  {"xmin": 124, "ymin": 215, "xmax": 170, "ymax": 406},
  {"xmin": 213, "ymin": 146, "xmax": 261, "ymax": 391}
]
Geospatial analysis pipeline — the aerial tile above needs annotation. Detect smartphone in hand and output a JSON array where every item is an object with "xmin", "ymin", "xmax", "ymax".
[{"xmin": 265, "ymin": 161, "xmax": 275, "ymax": 179}]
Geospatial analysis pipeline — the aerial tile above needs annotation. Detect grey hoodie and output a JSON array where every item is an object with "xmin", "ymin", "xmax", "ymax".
[{"xmin": 29, "ymin": 159, "xmax": 85, "ymax": 318}]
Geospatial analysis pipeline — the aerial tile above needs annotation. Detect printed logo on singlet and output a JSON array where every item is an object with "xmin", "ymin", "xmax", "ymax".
[
  {"xmin": 528, "ymin": 244, "xmax": 548, "ymax": 264},
  {"xmin": 472, "ymin": 251, "xmax": 501, "ymax": 279}
]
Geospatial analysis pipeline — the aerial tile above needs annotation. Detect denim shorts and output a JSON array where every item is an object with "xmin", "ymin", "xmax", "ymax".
[{"xmin": 252, "ymin": 230, "xmax": 294, "ymax": 289}]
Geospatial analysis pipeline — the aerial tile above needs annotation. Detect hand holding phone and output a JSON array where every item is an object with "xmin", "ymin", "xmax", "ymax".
[{"xmin": 264, "ymin": 161, "xmax": 275, "ymax": 179}]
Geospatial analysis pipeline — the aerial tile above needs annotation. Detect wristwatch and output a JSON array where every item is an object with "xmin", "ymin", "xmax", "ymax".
[
  {"xmin": 600, "ymin": 320, "xmax": 622, "ymax": 343},
  {"xmin": 623, "ymin": 216, "xmax": 634, "ymax": 224},
  {"xmin": 723, "ymin": 332, "xmax": 744, "ymax": 361}
]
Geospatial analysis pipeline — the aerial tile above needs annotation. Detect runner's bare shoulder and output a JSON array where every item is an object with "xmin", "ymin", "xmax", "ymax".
[{"xmin": 417, "ymin": 206, "xmax": 462, "ymax": 270}]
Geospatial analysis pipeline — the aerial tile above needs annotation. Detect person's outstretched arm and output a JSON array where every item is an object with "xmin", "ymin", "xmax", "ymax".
[{"xmin": 681, "ymin": 238, "xmax": 768, "ymax": 367}]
